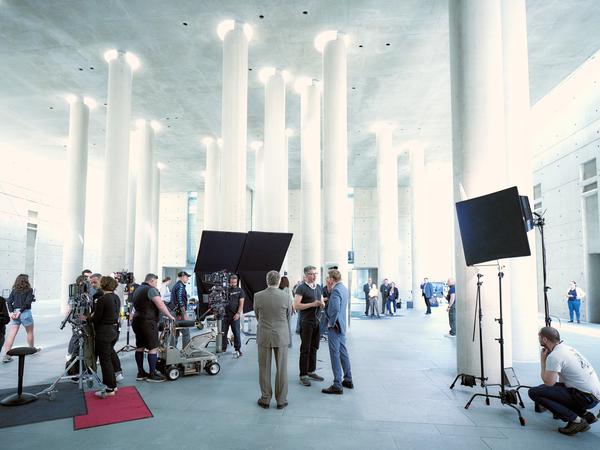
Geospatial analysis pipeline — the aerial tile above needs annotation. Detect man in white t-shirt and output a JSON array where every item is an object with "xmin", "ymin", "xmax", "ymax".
[{"xmin": 528, "ymin": 326, "xmax": 600, "ymax": 435}]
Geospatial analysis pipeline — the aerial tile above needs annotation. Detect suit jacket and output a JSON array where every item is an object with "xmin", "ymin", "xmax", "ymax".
[
  {"xmin": 326, "ymin": 282, "xmax": 349, "ymax": 335},
  {"xmin": 254, "ymin": 286, "xmax": 291, "ymax": 348},
  {"xmin": 421, "ymin": 282, "xmax": 433, "ymax": 299},
  {"xmin": 363, "ymin": 283, "xmax": 370, "ymax": 298}
]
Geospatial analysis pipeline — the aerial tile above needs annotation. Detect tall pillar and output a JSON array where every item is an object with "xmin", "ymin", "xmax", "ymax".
[
  {"xmin": 503, "ymin": 0, "xmax": 539, "ymax": 362},
  {"xmin": 60, "ymin": 95, "xmax": 92, "ymax": 313},
  {"xmin": 260, "ymin": 68, "xmax": 288, "ymax": 232},
  {"xmin": 133, "ymin": 121, "xmax": 155, "ymax": 279},
  {"xmin": 203, "ymin": 137, "xmax": 221, "ymax": 231},
  {"xmin": 449, "ymin": 0, "xmax": 512, "ymax": 383},
  {"xmin": 125, "ymin": 128, "xmax": 139, "ymax": 271},
  {"xmin": 317, "ymin": 31, "xmax": 350, "ymax": 271},
  {"xmin": 374, "ymin": 124, "xmax": 399, "ymax": 283},
  {"xmin": 409, "ymin": 141, "xmax": 426, "ymax": 308},
  {"xmin": 100, "ymin": 49, "xmax": 137, "ymax": 274},
  {"xmin": 151, "ymin": 164, "xmax": 161, "ymax": 274},
  {"xmin": 296, "ymin": 79, "xmax": 322, "ymax": 272},
  {"xmin": 217, "ymin": 21, "xmax": 252, "ymax": 232},
  {"xmin": 252, "ymin": 141, "xmax": 264, "ymax": 230}
]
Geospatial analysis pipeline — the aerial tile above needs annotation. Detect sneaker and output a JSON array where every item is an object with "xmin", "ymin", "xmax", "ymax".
[
  {"xmin": 115, "ymin": 372, "xmax": 124, "ymax": 382},
  {"xmin": 94, "ymin": 388, "xmax": 116, "ymax": 399},
  {"xmin": 444, "ymin": 334, "xmax": 456, "ymax": 338},
  {"xmin": 321, "ymin": 385, "xmax": 343, "ymax": 395},
  {"xmin": 32, "ymin": 347, "xmax": 42, "ymax": 354},
  {"xmin": 147, "ymin": 372, "xmax": 166, "ymax": 383},
  {"xmin": 307, "ymin": 372, "xmax": 324, "ymax": 381},
  {"xmin": 2, "ymin": 355, "xmax": 13, "ymax": 363},
  {"xmin": 257, "ymin": 399, "xmax": 269, "ymax": 409},
  {"xmin": 342, "ymin": 379, "xmax": 354, "ymax": 389},
  {"xmin": 299, "ymin": 376, "xmax": 311, "ymax": 387},
  {"xmin": 136, "ymin": 371, "xmax": 150, "ymax": 381},
  {"xmin": 234, "ymin": 350, "xmax": 243, "ymax": 358},
  {"xmin": 583, "ymin": 412, "xmax": 598, "ymax": 424},
  {"xmin": 558, "ymin": 419, "xmax": 590, "ymax": 435}
]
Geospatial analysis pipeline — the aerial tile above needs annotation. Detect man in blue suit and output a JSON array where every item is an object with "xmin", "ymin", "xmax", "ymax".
[
  {"xmin": 322, "ymin": 268, "xmax": 353, "ymax": 395},
  {"xmin": 420, "ymin": 277, "xmax": 433, "ymax": 315}
]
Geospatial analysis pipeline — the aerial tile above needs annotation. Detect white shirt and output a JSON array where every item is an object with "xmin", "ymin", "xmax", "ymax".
[
  {"xmin": 159, "ymin": 283, "xmax": 171, "ymax": 303},
  {"xmin": 546, "ymin": 343, "xmax": 600, "ymax": 399}
]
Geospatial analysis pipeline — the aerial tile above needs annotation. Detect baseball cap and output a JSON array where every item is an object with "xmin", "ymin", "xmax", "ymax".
[{"xmin": 178, "ymin": 271, "xmax": 191, "ymax": 277}]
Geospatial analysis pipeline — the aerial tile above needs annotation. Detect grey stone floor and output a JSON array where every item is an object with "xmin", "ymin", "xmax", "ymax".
[{"xmin": 1, "ymin": 299, "xmax": 600, "ymax": 449}]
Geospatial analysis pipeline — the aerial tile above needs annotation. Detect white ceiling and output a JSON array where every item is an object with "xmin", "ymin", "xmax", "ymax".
[{"xmin": 1, "ymin": 0, "xmax": 600, "ymax": 191}]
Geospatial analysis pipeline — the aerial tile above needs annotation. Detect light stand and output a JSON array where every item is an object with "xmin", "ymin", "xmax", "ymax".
[
  {"xmin": 117, "ymin": 284, "xmax": 136, "ymax": 353},
  {"xmin": 533, "ymin": 211, "xmax": 552, "ymax": 327}
]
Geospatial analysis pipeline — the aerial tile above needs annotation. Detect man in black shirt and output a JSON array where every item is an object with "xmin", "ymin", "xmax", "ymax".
[
  {"xmin": 380, "ymin": 278, "xmax": 390, "ymax": 313},
  {"xmin": 362, "ymin": 277, "xmax": 372, "ymax": 316},
  {"xmin": 293, "ymin": 265, "xmax": 325, "ymax": 387},
  {"xmin": 131, "ymin": 273, "xmax": 175, "ymax": 382},
  {"xmin": 222, "ymin": 274, "xmax": 245, "ymax": 357}
]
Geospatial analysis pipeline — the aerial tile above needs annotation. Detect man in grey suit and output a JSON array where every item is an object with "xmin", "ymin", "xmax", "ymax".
[
  {"xmin": 254, "ymin": 270, "xmax": 291, "ymax": 409},
  {"xmin": 322, "ymin": 268, "xmax": 353, "ymax": 395}
]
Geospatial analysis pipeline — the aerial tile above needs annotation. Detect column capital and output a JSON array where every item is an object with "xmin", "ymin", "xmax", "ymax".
[
  {"xmin": 217, "ymin": 20, "xmax": 253, "ymax": 41},
  {"xmin": 314, "ymin": 31, "xmax": 350, "ymax": 53}
]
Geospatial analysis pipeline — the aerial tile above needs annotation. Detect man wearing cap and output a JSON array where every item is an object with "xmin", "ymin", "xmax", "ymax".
[
  {"xmin": 222, "ymin": 274, "xmax": 245, "ymax": 357},
  {"xmin": 169, "ymin": 271, "xmax": 191, "ymax": 348}
]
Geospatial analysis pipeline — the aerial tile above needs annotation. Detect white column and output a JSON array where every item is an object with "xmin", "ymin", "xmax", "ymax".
[
  {"xmin": 125, "ymin": 129, "xmax": 139, "ymax": 271},
  {"xmin": 133, "ymin": 121, "xmax": 155, "ymax": 279},
  {"xmin": 409, "ymin": 142, "xmax": 426, "ymax": 308},
  {"xmin": 151, "ymin": 165, "xmax": 161, "ymax": 274},
  {"xmin": 374, "ymin": 124, "xmax": 399, "ymax": 284},
  {"xmin": 317, "ymin": 31, "xmax": 350, "ymax": 271},
  {"xmin": 297, "ymin": 79, "xmax": 322, "ymax": 272},
  {"xmin": 217, "ymin": 21, "xmax": 252, "ymax": 232},
  {"xmin": 203, "ymin": 137, "xmax": 221, "ymax": 231},
  {"xmin": 100, "ymin": 49, "xmax": 137, "ymax": 274},
  {"xmin": 60, "ymin": 95, "xmax": 91, "ymax": 313},
  {"xmin": 503, "ymin": 0, "xmax": 539, "ymax": 362},
  {"xmin": 260, "ymin": 69, "xmax": 288, "ymax": 232},
  {"xmin": 252, "ymin": 141, "xmax": 264, "ymax": 230},
  {"xmin": 449, "ymin": 0, "xmax": 512, "ymax": 383}
]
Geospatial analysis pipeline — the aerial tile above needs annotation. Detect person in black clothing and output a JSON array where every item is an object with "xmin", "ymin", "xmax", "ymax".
[
  {"xmin": 131, "ymin": 273, "xmax": 175, "ymax": 382},
  {"xmin": 92, "ymin": 276, "xmax": 122, "ymax": 398},
  {"xmin": 222, "ymin": 274, "xmax": 246, "ymax": 357},
  {"xmin": 168, "ymin": 271, "xmax": 191, "ymax": 348},
  {"xmin": 293, "ymin": 265, "xmax": 325, "ymax": 387},
  {"xmin": 0, "ymin": 296, "xmax": 10, "ymax": 355},
  {"xmin": 362, "ymin": 277, "xmax": 372, "ymax": 316},
  {"xmin": 2, "ymin": 274, "xmax": 40, "ymax": 363},
  {"xmin": 386, "ymin": 282, "xmax": 399, "ymax": 316},
  {"xmin": 379, "ymin": 278, "xmax": 390, "ymax": 314}
]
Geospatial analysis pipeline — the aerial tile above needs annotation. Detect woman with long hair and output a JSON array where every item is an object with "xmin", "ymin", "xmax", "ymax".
[{"xmin": 2, "ymin": 274, "xmax": 40, "ymax": 362}]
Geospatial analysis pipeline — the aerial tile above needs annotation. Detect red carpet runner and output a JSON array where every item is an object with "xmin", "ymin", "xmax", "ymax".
[{"xmin": 73, "ymin": 386, "xmax": 152, "ymax": 430}]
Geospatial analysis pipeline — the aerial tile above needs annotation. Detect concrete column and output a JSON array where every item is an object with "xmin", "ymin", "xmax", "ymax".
[
  {"xmin": 60, "ymin": 95, "xmax": 91, "ymax": 313},
  {"xmin": 409, "ymin": 142, "xmax": 426, "ymax": 308},
  {"xmin": 203, "ymin": 137, "xmax": 221, "ymax": 231},
  {"xmin": 449, "ymin": 0, "xmax": 512, "ymax": 383},
  {"xmin": 252, "ymin": 141, "xmax": 264, "ymax": 230},
  {"xmin": 151, "ymin": 165, "xmax": 161, "ymax": 274},
  {"xmin": 260, "ymin": 69, "xmax": 288, "ymax": 232},
  {"xmin": 297, "ymin": 79, "xmax": 322, "ymax": 272},
  {"xmin": 100, "ymin": 49, "xmax": 137, "ymax": 274},
  {"xmin": 133, "ymin": 121, "xmax": 155, "ymax": 279},
  {"xmin": 317, "ymin": 31, "xmax": 350, "ymax": 271},
  {"xmin": 125, "ymin": 129, "xmax": 139, "ymax": 271},
  {"xmin": 502, "ymin": 0, "xmax": 539, "ymax": 362},
  {"xmin": 374, "ymin": 124, "xmax": 399, "ymax": 284},
  {"xmin": 217, "ymin": 21, "xmax": 252, "ymax": 232}
]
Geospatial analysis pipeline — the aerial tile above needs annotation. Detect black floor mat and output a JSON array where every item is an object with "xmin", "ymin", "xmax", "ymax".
[{"xmin": 0, "ymin": 383, "xmax": 86, "ymax": 429}]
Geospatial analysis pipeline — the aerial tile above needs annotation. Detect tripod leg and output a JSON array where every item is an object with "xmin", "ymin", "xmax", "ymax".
[
  {"xmin": 515, "ymin": 389, "xmax": 526, "ymax": 408},
  {"xmin": 506, "ymin": 402, "xmax": 527, "ymax": 426},
  {"xmin": 450, "ymin": 374, "xmax": 462, "ymax": 390},
  {"xmin": 484, "ymin": 385, "xmax": 490, "ymax": 405}
]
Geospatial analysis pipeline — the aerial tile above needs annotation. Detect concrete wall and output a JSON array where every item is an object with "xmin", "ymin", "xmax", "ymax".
[{"xmin": 532, "ymin": 51, "xmax": 600, "ymax": 322}]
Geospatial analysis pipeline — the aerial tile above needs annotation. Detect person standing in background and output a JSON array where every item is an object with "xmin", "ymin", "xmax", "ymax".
[
  {"xmin": 363, "ymin": 277, "xmax": 372, "ymax": 316},
  {"xmin": 567, "ymin": 281, "xmax": 586, "ymax": 323}
]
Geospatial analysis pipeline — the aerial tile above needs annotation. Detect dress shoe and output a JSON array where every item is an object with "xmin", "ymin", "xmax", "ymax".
[
  {"xmin": 307, "ymin": 372, "xmax": 324, "ymax": 381},
  {"xmin": 257, "ymin": 399, "xmax": 269, "ymax": 409},
  {"xmin": 583, "ymin": 412, "xmax": 598, "ymax": 424},
  {"xmin": 299, "ymin": 376, "xmax": 311, "ymax": 386},
  {"xmin": 558, "ymin": 419, "xmax": 590, "ymax": 435},
  {"xmin": 276, "ymin": 402, "xmax": 288, "ymax": 410},
  {"xmin": 342, "ymin": 380, "xmax": 354, "ymax": 389},
  {"xmin": 322, "ymin": 385, "xmax": 343, "ymax": 395}
]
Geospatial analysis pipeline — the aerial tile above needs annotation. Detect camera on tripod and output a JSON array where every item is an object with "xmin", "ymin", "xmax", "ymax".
[
  {"xmin": 113, "ymin": 270, "xmax": 134, "ymax": 286},
  {"xmin": 61, "ymin": 282, "xmax": 94, "ymax": 330},
  {"xmin": 202, "ymin": 270, "xmax": 233, "ymax": 319}
]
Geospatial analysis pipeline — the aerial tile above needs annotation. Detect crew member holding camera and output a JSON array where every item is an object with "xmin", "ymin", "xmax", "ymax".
[
  {"xmin": 528, "ymin": 326, "xmax": 600, "ymax": 435},
  {"xmin": 169, "ymin": 271, "xmax": 191, "ymax": 348},
  {"xmin": 92, "ymin": 276, "xmax": 121, "ymax": 398},
  {"xmin": 222, "ymin": 274, "xmax": 245, "ymax": 357},
  {"xmin": 131, "ymin": 273, "xmax": 175, "ymax": 382}
]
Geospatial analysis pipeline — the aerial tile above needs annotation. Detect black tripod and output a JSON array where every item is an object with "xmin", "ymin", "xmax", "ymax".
[
  {"xmin": 534, "ymin": 211, "xmax": 552, "ymax": 326},
  {"xmin": 117, "ymin": 284, "xmax": 136, "ymax": 353},
  {"xmin": 450, "ymin": 273, "xmax": 490, "ymax": 398}
]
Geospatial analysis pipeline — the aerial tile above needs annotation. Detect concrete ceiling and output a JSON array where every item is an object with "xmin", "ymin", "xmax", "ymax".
[{"xmin": 1, "ymin": 0, "xmax": 600, "ymax": 192}]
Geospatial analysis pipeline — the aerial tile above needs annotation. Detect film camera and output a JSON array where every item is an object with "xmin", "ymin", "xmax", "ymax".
[
  {"xmin": 113, "ymin": 270, "xmax": 135, "ymax": 286},
  {"xmin": 202, "ymin": 270, "xmax": 233, "ymax": 319},
  {"xmin": 60, "ymin": 281, "xmax": 93, "ymax": 330}
]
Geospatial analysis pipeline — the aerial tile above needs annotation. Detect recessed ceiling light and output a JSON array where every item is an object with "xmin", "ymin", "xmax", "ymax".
[
  {"xmin": 302, "ymin": 11, "xmax": 308, "ymax": 15},
  {"xmin": 352, "ymin": 86, "xmax": 356, "ymax": 90},
  {"xmin": 78, "ymin": 67, "xmax": 83, "ymax": 71},
  {"xmin": 259, "ymin": 14, "xmax": 264, "ymax": 19},
  {"xmin": 49, "ymin": 106, "xmax": 54, "ymax": 110},
  {"xmin": 89, "ymin": 67, "xmax": 94, "ymax": 70},
  {"xmin": 386, "ymin": 43, "xmax": 391, "ymax": 46},
  {"xmin": 358, "ymin": 44, "xmax": 363, "ymax": 48},
  {"xmin": 182, "ymin": 22, "xmax": 188, "ymax": 26}
]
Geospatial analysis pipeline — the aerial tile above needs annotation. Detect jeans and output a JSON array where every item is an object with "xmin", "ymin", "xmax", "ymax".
[
  {"xmin": 299, "ymin": 320, "xmax": 320, "ymax": 376},
  {"xmin": 327, "ymin": 327, "xmax": 352, "ymax": 389},
  {"xmin": 568, "ymin": 300, "xmax": 581, "ymax": 322},
  {"xmin": 369, "ymin": 297, "xmax": 380, "ymax": 317},
  {"xmin": 386, "ymin": 298, "xmax": 397, "ymax": 314},
  {"xmin": 528, "ymin": 382, "xmax": 599, "ymax": 422},
  {"xmin": 448, "ymin": 304, "xmax": 456, "ymax": 335},
  {"xmin": 221, "ymin": 316, "xmax": 241, "ymax": 351}
]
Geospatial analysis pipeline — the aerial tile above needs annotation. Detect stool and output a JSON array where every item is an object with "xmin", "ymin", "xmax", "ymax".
[{"xmin": 1, "ymin": 347, "xmax": 38, "ymax": 406}]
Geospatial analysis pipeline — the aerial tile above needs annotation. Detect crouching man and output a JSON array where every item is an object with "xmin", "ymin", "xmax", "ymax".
[{"xmin": 528, "ymin": 326, "xmax": 600, "ymax": 435}]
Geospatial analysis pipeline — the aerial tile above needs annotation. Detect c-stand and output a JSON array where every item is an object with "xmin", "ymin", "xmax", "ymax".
[
  {"xmin": 533, "ymin": 211, "xmax": 552, "ymax": 327},
  {"xmin": 117, "ymin": 283, "xmax": 136, "ymax": 353}
]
